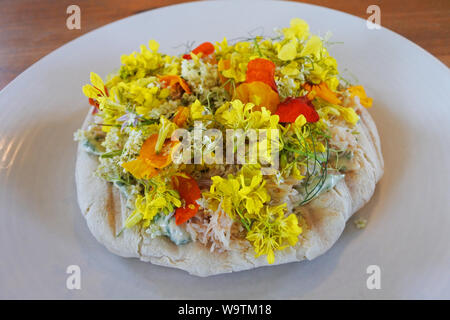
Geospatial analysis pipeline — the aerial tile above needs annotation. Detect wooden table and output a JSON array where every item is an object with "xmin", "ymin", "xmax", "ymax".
[{"xmin": 0, "ymin": 0, "xmax": 448, "ymax": 90}]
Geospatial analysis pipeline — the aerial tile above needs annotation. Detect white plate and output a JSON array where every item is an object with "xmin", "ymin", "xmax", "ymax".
[{"xmin": 0, "ymin": 1, "xmax": 449, "ymax": 299}]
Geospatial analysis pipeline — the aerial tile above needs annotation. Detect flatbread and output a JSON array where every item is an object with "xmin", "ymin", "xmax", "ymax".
[{"xmin": 75, "ymin": 108, "xmax": 383, "ymax": 276}]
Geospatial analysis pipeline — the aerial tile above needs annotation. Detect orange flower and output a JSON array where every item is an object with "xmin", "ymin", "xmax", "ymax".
[
  {"xmin": 235, "ymin": 81, "xmax": 280, "ymax": 113},
  {"xmin": 245, "ymin": 58, "xmax": 277, "ymax": 92},
  {"xmin": 121, "ymin": 134, "xmax": 178, "ymax": 179},
  {"xmin": 139, "ymin": 134, "xmax": 178, "ymax": 168},
  {"xmin": 275, "ymin": 96, "xmax": 319, "ymax": 123},
  {"xmin": 171, "ymin": 173, "xmax": 201, "ymax": 225},
  {"xmin": 172, "ymin": 106, "xmax": 190, "ymax": 127},
  {"xmin": 158, "ymin": 75, "xmax": 191, "ymax": 94},
  {"xmin": 347, "ymin": 85, "xmax": 373, "ymax": 108},
  {"xmin": 220, "ymin": 58, "xmax": 280, "ymax": 112},
  {"xmin": 183, "ymin": 42, "xmax": 215, "ymax": 60},
  {"xmin": 303, "ymin": 82, "xmax": 341, "ymax": 105}
]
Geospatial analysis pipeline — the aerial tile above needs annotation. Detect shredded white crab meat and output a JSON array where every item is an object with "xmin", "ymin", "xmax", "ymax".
[
  {"xmin": 328, "ymin": 125, "xmax": 358, "ymax": 152},
  {"xmin": 266, "ymin": 177, "xmax": 300, "ymax": 213},
  {"xmin": 185, "ymin": 202, "xmax": 236, "ymax": 252}
]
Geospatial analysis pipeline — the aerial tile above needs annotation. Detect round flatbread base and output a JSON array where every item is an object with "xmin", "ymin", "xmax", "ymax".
[{"xmin": 75, "ymin": 108, "xmax": 383, "ymax": 276}]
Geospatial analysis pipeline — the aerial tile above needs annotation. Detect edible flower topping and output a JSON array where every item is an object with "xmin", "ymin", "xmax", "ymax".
[
  {"xmin": 172, "ymin": 106, "xmax": 190, "ymax": 127},
  {"xmin": 246, "ymin": 204, "xmax": 302, "ymax": 264},
  {"xmin": 190, "ymin": 99, "xmax": 212, "ymax": 121},
  {"xmin": 282, "ymin": 18, "xmax": 310, "ymax": 40},
  {"xmin": 215, "ymin": 99, "xmax": 279, "ymax": 130},
  {"xmin": 245, "ymin": 58, "xmax": 277, "ymax": 92},
  {"xmin": 183, "ymin": 41, "xmax": 215, "ymax": 60},
  {"xmin": 119, "ymin": 40, "xmax": 164, "ymax": 80},
  {"xmin": 347, "ymin": 85, "xmax": 373, "ymax": 108},
  {"xmin": 235, "ymin": 82, "xmax": 279, "ymax": 113},
  {"xmin": 204, "ymin": 165, "xmax": 270, "ymax": 230},
  {"xmin": 121, "ymin": 158, "xmax": 158, "ymax": 180},
  {"xmin": 278, "ymin": 40, "xmax": 298, "ymax": 61},
  {"xmin": 124, "ymin": 176, "xmax": 182, "ymax": 229},
  {"xmin": 232, "ymin": 57, "xmax": 279, "ymax": 112},
  {"xmin": 117, "ymin": 111, "xmax": 142, "ymax": 131},
  {"xmin": 121, "ymin": 133, "xmax": 178, "ymax": 179},
  {"xmin": 172, "ymin": 173, "xmax": 201, "ymax": 225},
  {"xmin": 155, "ymin": 116, "xmax": 176, "ymax": 153},
  {"xmin": 334, "ymin": 105, "xmax": 359, "ymax": 125},
  {"xmin": 82, "ymin": 72, "xmax": 109, "ymax": 113},
  {"xmin": 314, "ymin": 100, "xmax": 360, "ymax": 126},
  {"xmin": 77, "ymin": 18, "xmax": 376, "ymax": 265},
  {"xmin": 300, "ymin": 35, "xmax": 323, "ymax": 59},
  {"xmin": 158, "ymin": 75, "xmax": 192, "ymax": 94},
  {"xmin": 216, "ymin": 40, "xmax": 255, "ymax": 83},
  {"xmin": 275, "ymin": 97, "xmax": 319, "ymax": 123},
  {"xmin": 303, "ymin": 82, "xmax": 341, "ymax": 105}
]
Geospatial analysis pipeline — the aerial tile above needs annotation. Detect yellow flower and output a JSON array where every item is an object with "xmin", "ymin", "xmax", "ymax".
[
  {"xmin": 247, "ymin": 106, "xmax": 279, "ymax": 130},
  {"xmin": 282, "ymin": 18, "xmax": 310, "ymax": 40},
  {"xmin": 238, "ymin": 166, "xmax": 271, "ymax": 217},
  {"xmin": 280, "ymin": 61, "xmax": 300, "ymax": 76},
  {"xmin": 162, "ymin": 55, "xmax": 180, "ymax": 75},
  {"xmin": 323, "ymin": 56, "xmax": 338, "ymax": 70},
  {"xmin": 300, "ymin": 35, "xmax": 322, "ymax": 58},
  {"xmin": 217, "ymin": 43, "xmax": 252, "ymax": 83},
  {"xmin": 82, "ymin": 72, "xmax": 107, "ymax": 99},
  {"xmin": 235, "ymin": 41, "xmax": 252, "ymax": 54},
  {"xmin": 317, "ymin": 106, "xmax": 340, "ymax": 120},
  {"xmin": 347, "ymin": 85, "xmax": 373, "ymax": 108},
  {"xmin": 156, "ymin": 116, "xmax": 176, "ymax": 153},
  {"xmin": 338, "ymin": 106, "xmax": 359, "ymax": 125},
  {"xmin": 291, "ymin": 162, "xmax": 305, "ymax": 180},
  {"xmin": 82, "ymin": 72, "xmax": 127, "ymax": 132},
  {"xmin": 121, "ymin": 158, "xmax": 158, "ymax": 180},
  {"xmin": 111, "ymin": 79, "xmax": 165, "ymax": 116},
  {"xmin": 204, "ymin": 165, "xmax": 271, "ymax": 221},
  {"xmin": 316, "ymin": 104, "xmax": 359, "ymax": 126},
  {"xmin": 283, "ymin": 214, "xmax": 303, "ymax": 246},
  {"xmin": 207, "ymin": 176, "xmax": 241, "ymax": 219},
  {"xmin": 214, "ymin": 101, "xmax": 281, "ymax": 168},
  {"xmin": 215, "ymin": 37, "xmax": 232, "ymax": 56},
  {"xmin": 278, "ymin": 40, "xmax": 297, "ymax": 61},
  {"xmin": 215, "ymin": 99, "xmax": 249, "ymax": 129},
  {"xmin": 119, "ymin": 40, "xmax": 164, "ymax": 80},
  {"xmin": 148, "ymin": 39, "xmax": 159, "ymax": 52},
  {"xmin": 325, "ymin": 76, "xmax": 339, "ymax": 92},
  {"xmin": 124, "ymin": 177, "xmax": 181, "ymax": 228},
  {"xmin": 215, "ymin": 100, "xmax": 279, "ymax": 130},
  {"xmin": 293, "ymin": 114, "xmax": 307, "ymax": 129},
  {"xmin": 246, "ymin": 204, "xmax": 302, "ymax": 264},
  {"xmin": 189, "ymin": 99, "xmax": 212, "ymax": 121},
  {"xmin": 219, "ymin": 58, "xmax": 247, "ymax": 83}
]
